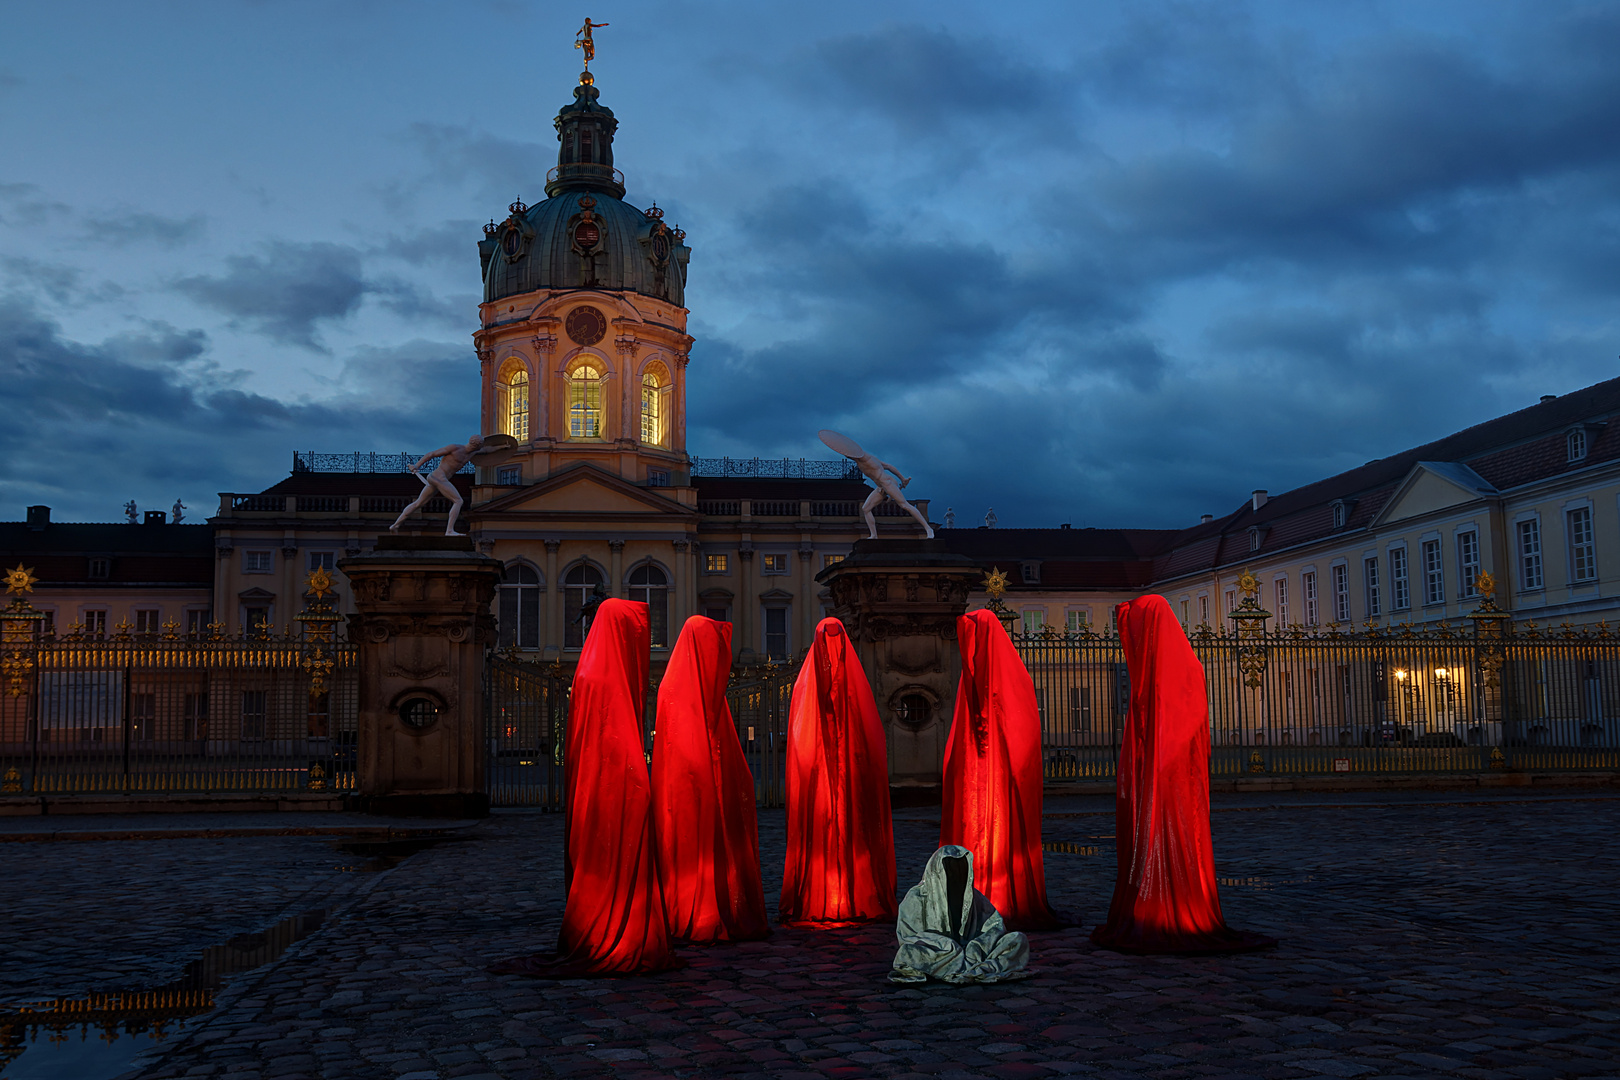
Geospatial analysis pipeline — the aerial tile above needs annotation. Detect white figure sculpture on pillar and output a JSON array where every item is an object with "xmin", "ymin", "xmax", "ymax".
[
  {"xmin": 818, "ymin": 429, "xmax": 934, "ymax": 540},
  {"xmin": 391, "ymin": 434, "xmax": 520, "ymax": 536},
  {"xmin": 391, "ymin": 437, "xmax": 483, "ymax": 537}
]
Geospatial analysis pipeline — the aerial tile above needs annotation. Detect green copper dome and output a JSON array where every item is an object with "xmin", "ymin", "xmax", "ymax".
[{"xmin": 480, "ymin": 77, "xmax": 690, "ymax": 308}]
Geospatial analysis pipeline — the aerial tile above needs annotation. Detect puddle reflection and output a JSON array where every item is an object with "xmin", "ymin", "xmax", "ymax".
[{"xmin": 0, "ymin": 910, "xmax": 325, "ymax": 1079}]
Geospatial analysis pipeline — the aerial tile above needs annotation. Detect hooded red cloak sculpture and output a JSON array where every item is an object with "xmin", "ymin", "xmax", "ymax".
[
  {"xmin": 491, "ymin": 598, "xmax": 682, "ymax": 976},
  {"xmin": 780, "ymin": 617, "xmax": 897, "ymax": 926},
  {"xmin": 651, "ymin": 616, "xmax": 771, "ymax": 943},
  {"xmin": 1091, "ymin": 594, "xmax": 1275, "ymax": 954},
  {"xmin": 941, "ymin": 609, "xmax": 1067, "ymax": 930}
]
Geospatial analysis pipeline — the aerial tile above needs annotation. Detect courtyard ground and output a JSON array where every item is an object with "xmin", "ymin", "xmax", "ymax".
[{"xmin": 2, "ymin": 790, "xmax": 1617, "ymax": 1080}]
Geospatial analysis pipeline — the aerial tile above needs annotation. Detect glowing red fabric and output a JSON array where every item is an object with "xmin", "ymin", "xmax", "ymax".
[
  {"xmin": 1091, "ymin": 595, "xmax": 1276, "ymax": 954},
  {"xmin": 651, "ymin": 616, "xmax": 771, "ymax": 943},
  {"xmin": 491, "ymin": 598, "xmax": 682, "ymax": 977},
  {"xmin": 780, "ymin": 617, "xmax": 897, "ymax": 926},
  {"xmin": 941, "ymin": 609, "xmax": 1067, "ymax": 931}
]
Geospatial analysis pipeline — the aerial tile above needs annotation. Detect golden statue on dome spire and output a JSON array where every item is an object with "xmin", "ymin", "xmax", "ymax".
[{"xmin": 575, "ymin": 17, "xmax": 608, "ymax": 74}]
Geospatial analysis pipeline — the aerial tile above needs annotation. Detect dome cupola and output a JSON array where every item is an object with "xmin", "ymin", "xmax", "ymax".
[{"xmin": 479, "ymin": 73, "xmax": 691, "ymax": 308}]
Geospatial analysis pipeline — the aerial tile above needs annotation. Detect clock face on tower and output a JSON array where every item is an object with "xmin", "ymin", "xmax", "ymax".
[{"xmin": 566, "ymin": 305, "xmax": 608, "ymax": 346}]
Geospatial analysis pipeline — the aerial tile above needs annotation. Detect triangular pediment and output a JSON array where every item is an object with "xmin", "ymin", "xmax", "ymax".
[
  {"xmin": 1371, "ymin": 461, "xmax": 1498, "ymax": 528},
  {"xmin": 472, "ymin": 463, "xmax": 695, "ymax": 522}
]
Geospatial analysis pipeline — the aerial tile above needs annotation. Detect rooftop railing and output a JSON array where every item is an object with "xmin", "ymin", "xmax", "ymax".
[
  {"xmin": 690, "ymin": 457, "xmax": 861, "ymax": 480},
  {"xmin": 291, "ymin": 452, "xmax": 474, "ymax": 475}
]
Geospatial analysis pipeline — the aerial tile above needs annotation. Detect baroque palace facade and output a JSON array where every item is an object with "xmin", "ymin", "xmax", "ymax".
[{"xmin": 202, "ymin": 70, "xmax": 927, "ymax": 667}]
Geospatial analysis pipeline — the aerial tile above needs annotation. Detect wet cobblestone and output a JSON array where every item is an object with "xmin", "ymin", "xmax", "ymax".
[{"xmin": 5, "ymin": 792, "xmax": 1618, "ymax": 1079}]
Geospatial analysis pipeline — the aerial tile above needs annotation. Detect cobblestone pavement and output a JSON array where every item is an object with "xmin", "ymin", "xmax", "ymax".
[{"xmin": 5, "ymin": 792, "xmax": 1618, "ymax": 1080}]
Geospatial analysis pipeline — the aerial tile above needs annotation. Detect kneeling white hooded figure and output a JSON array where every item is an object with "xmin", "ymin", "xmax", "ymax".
[{"xmin": 889, "ymin": 845, "xmax": 1031, "ymax": 984}]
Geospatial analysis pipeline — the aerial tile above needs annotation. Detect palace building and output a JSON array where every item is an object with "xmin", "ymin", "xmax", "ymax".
[{"xmin": 205, "ymin": 70, "xmax": 927, "ymax": 666}]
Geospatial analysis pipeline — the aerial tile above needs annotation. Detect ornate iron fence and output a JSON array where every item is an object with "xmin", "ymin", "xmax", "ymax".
[
  {"xmin": 0, "ymin": 568, "xmax": 357, "ymax": 797},
  {"xmin": 483, "ymin": 654, "xmax": 797, "ymax": 809},
  {"xmin": 1013, "ymin": 578, "xmax": 1620, "ymax": 782}
]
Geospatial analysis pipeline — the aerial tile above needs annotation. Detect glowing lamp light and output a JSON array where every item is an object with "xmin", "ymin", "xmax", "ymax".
[
  {"xmin": 1434, "ymin": 668, "xmax": 1448, "ymax": 678},
  {"xmin": 1395, "ymin": 669, "xmax": 1408, "ymax": 681}
]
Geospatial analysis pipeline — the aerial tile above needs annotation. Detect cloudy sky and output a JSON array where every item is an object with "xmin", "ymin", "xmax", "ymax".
[{"xmin": 2, "ymin": 1, "xmax": 1617, "ymax": 527}]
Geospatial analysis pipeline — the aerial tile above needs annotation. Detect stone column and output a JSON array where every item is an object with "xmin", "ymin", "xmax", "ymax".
[
  {"xmin": 672, "ymin": 540, "xmax": 689, "ymax": 627},
  {"xmin": 543, "ymin": 539, "xmax": 561, "ymax": 659},
  {"xmin": 609, "ymin": 539, "xmax": 626, "ymax": 598},
  {"xmin": 819, "ymin": 539, "xmax": 980, "ymax": 793},
  {"xmin": 338, "ymin": 535, "xmax": 502, "ymax": 817},
  {"xmin": 738, "ymin": 547, "xmax": 756, "ymax": 661},
  {"xmin": 798, "ymin": 546, "xmax": 816, "ymax": 649}
]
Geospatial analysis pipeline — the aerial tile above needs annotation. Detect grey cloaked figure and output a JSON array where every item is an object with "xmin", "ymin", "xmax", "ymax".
[{"xmin": 889, "ymin": 845, "xmax": 1031, "ymax": 985}]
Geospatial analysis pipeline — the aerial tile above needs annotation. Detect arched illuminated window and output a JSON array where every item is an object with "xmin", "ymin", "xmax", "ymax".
[
  {"xmin": 640, "ymin": 362, "xmax": 671, "ymax": 449},
  {"xmin": 569, "ymin": 362, "xmax": 603, "ymax": 439},
  {"xmin": 563, "ymin": 562, "xmax": 605, "ymax": 648},
  {"xmin": 627, "ymin": 563, "xmax": 669, "ymax": 647},
  {"xmin": 496, "ymin": 359, "xmax": 529, "ymax": 441},
  {"xmin": 498, "ymin": 561, "xmax": 542, "ymax": 649}
]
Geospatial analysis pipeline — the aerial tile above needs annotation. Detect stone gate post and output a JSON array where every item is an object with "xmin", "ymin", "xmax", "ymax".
[
  {"xmin": 338, "ymin": 536, "xmax": 502, "ymax": 817},
  {"xmin": 818, "ymin": 538, "xmax": 979, "ymax": 796}
]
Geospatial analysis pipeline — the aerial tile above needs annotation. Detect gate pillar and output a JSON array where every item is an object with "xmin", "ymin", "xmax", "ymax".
[
  {"xmin": 818, "ymin": 539, "xmax": 979, "ymax": 797},
  {"xmin": 338, "ymin": 536, "xmax": 502, "ymax": 817}
]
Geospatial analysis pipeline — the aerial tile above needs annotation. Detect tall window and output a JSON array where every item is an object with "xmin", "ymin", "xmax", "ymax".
[
  {"xmin": 498, "ymin": 562, "xmax": 542, "ymax": 649},
  {"xmin": 1391, "ymin": 547, "xmax": 1410, "ymax": 610},
  {"xmin": 1198, "ymin": 595, "xmax": 1210, "ymax": 625},
  {"xmin": 131, "ymin": 693, "xmax": 155, "ymax": 741},
  {"xmin": 135, "ymin": 609, "xmax": 161, "ymax": 635},
  {"xmin": 568, "ymin": 362, "xmax": 603, "ymax": 439},
  {"xmin": 1519, "ymin": 518, "xmax": 1543, "ymax": 590},
  {"xmin": 1457, "ymin": 531, "xmax": 1480, "ymax": 598},
  {"xmin": 240, "ymin": 690, "xmax": 267, "ymax": 739},
  {"xmin": 563, "ymin": 563, "xmax": 605, "ymax": 648},
  {"xmin": 307, "ymin": 551, "xmax": 335, "ymax": 572},
  {"xmin": 1422, "ymin": 539, "xmax": 1444, "ymax": 605},
  {"xmin": 1363, "ymin": 558, "xmax": 1380, "ymax": 618},
  {"xmin": 1569, "ymin": 507, "xmax": 1597, "ymax": 582},
  {"xmin": 764, "ymin": 607, "xmax": 789, "ymax": 660},
  {"xmin": 1569, "ymin": 429, "xmax": 1587, "ymax": 462},
  {"xmin": 640, "ymin": 364, "xmax": 671, "ymax": 448},
  {"xmin": 1332, "ymin": 564, "xmax": 1349, "ymax": 623},
  {"xmin": 1273, "ymin": 577, "xmax": 1289, "ymax": 625},
  {"xmin": 1066, "ymin": 609, "xmax": 1088, "ymax": 634},
  {"xmin": 628, "ymin": 563, "xmax": 669, "ymax": 648},
  {"xmin": 84, "ymin": 610, "xmax": 108, "ymax": 637},
  {"xmin": 1021, "ymin": 609, "xmax": 1045, "ymax": 635},
  {"xmin": 1302, "ymin": 572, "xmax": 1318, "ymax": 627},
  {"xmin": 497, "ymin": 360, "xmax": 529, "ymax": 441}
]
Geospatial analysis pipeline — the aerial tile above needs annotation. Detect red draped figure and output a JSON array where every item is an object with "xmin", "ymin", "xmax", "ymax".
[
  {"xmin": 1092, "ymin": 594, "xmax": 1275, "ymax": 954},
  {"xmin": 492, "ymin": 598, "xmax": 682, "ymax": 976},
  {"xmin": 652, "ymin": 616, "xmax": 771, "ymax": 943},
  {"xmin": 780, "ymin": 617, "xmax": 897, "ymax": 926},
  {"xmin": 941, "ymin": 609, "xmax": 1067, "ymax": 930}
]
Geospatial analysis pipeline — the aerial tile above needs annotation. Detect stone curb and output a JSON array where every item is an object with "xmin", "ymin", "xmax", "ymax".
[{"xmin": 1046, "ymin": 769, "xmax": 1620, "ymax": 796}]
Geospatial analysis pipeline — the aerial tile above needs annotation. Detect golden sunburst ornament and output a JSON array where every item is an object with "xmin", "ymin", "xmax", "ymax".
[
  {"xmin": 1475, "ymin": 570, "xmax": 1496, "ymax": 598},
  {"xmin": 982, "ymin": 567, "xmax": 1009, "ymax": 600},
  {"xmin": 306, "ymin": 567, "xmax": 336, "ymax": 599},
  {"xmin": 1236, "ymin": 567, "xmax": 1259, "ymax": 599},
  {"xmin": 4, "ymin": 564, "xmax": 37, "ymax": 595}
]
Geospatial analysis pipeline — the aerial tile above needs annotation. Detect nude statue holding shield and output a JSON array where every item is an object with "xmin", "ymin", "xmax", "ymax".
[
  {"xmin": 390, "ymin": 434, "xmax": 519, "ymax": 536},
  {"xmin": 818, "ymin": 429, "xmax": 935, "ymax": 540}
]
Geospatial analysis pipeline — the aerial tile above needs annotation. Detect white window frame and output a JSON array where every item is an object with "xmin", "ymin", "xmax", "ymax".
[
  {"xmin": 1020, "ymin": 562, "xmax": 1040, "ymax": 584},
  {"xmin": 243, "ymin": 550, "xmax": 274, "ymax": 574},
  {"xmin": 1020, "ymin": 608, "xmax": 1046, "ymax": 635},
  {"xmin": 1363, "ymin": 557, "xmax": 1380, "ymax": 618},
  {"xmin": 1421, "ymin": 537, "xmax": 1444, "ymax": 606},
  {"xmin": 1302, "ymin": 572, "xmax": 1318, "ymax": 627},
  {"xmin": 1389, "ymin": 544, "xmax": 1410, "ymax": 611},
  {"xmin": 1517, "ymin": 514, "xmax": 1544, "ymax": 592},
  {"xmin": 761, "ymin": 553, "xmax": 790, "ymax": 575},
  {"xmin": 1456, "ymin": 528, "xmax": 1480, "ymax": 599},
  {"xmin": 1331, "ymin": 562, "xmax": 1350, "ymax": 623},
  {"xmin": 1065, "ymin": 608, "xmax": 1089, "ymax": 634},
  {"xmin": 134, "ymin": 608, "xmax": 162, "ymax": 635},
  {"xmin": 307, "ymin": 550, "xmax": 336, "ymax": 573},
  {"xmin": 1198, "ymin": 594, "xmax": 1210, "ymax": 625},
  {"xmin": 1568, "ymin": 428, "xmax": 1587, "ymax": 462},
  {"xmin": 1567, "ymin": 502, "xmax": 1597, "ymax": 583},
  {"xmin": 1273, "ymin": 576, "xmax": 1289, "ymax": 626}
]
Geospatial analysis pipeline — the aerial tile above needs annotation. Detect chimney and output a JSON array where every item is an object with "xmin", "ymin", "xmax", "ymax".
[
  {"xmin": 144, "ymin": 510, "xmax": 167, "ymax": 526},
  {"xmin": 1541, "ymin": 394, "xmax": 1557, "ymax": 404},
  {"xmin": 1251, "ymin": 490, "xmax": 1268, "ymax": 511},
  {"xmin": 25, "ymin": 505, "xmax": 49, "ymax": 531},
  {"xmin": 1200, "ymin": 514, "xmax": 1214, "ymax": 525},
  {"xmin": 1059, "ymin": 523, "xmax": 1071, "ymax": 530}
]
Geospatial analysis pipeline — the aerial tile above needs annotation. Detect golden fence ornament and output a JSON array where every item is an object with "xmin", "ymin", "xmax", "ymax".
[{"xmin": 1227, "ymin": 567, "xmax": 1273, "ymax": 688}]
